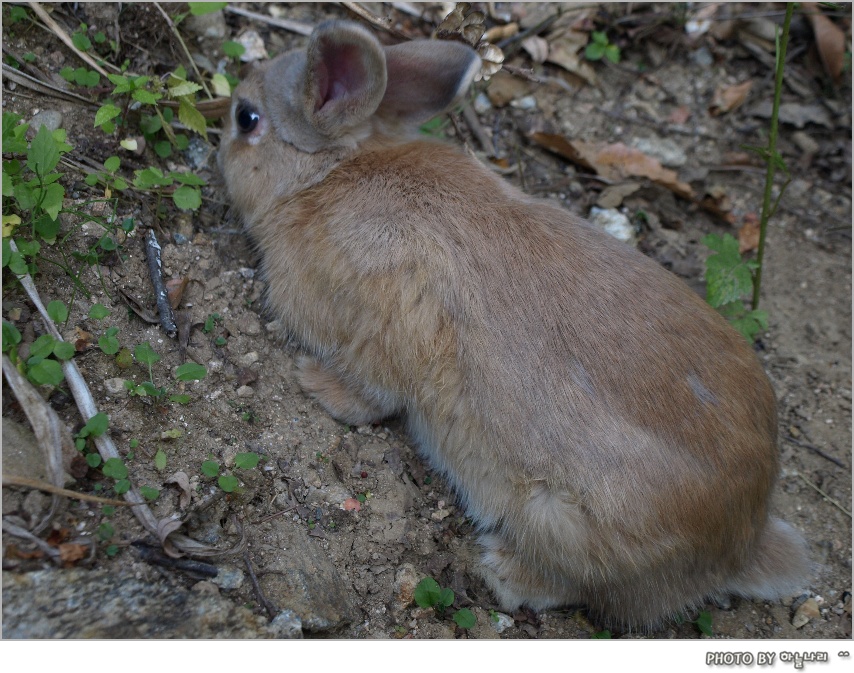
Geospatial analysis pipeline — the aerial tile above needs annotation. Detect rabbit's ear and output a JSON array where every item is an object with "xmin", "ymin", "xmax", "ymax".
[
  {"xmin": 378, "ymin": 40, "xmax": 481, "ymax": 125},
  {"xmin": 265, "ymin": 21, "xmax": 388, "ymax": 151},
  {"xmin": 303, "ymin": 21, "xmax": 388, "ymax": 134}
]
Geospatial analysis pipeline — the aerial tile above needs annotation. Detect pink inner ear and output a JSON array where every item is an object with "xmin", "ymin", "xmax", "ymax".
[{"xmin": 316, "ymin": 41, "xmax": 368, "ymax": 111}]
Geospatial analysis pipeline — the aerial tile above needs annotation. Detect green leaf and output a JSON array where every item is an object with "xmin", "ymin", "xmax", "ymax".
[
  {"xmin": 29, "ymin": 334, "xmax": 55, "ymax": 360},
  {"xmin": 28, "ymin": 125, "xmax": 61, "ymax": 175},
  {"xmin": 114, "ymin": 479, "xmax": 130, "ymax": 495},
  {"xmin": 89, "ymin": 303, "xmax": 110, "ymax": 320},
  {"xmin": 201, "ymin": 460, "xmax": 220, "ymax": 477},
  {"xmin": 172, "ymin": 185, "xmax": 202, "ymax": 211},
  {"xmin": 133, "ymin": 166, "xmax": 171, "ymax": 188},
  {"xmin": 115, "ymin": 347, "xmax": 133, "ymax": 369},
  {"xmin": 168, "ymin": 80, "xmax": 203, "ymax": 98},
  {"xmin": 95, "ymin": 104, "xmax": 122, "ymax": 128},
  {"xmin": 222, "ymin": 41, "xmax": 246, "ymax": 59},
  {"xmin": 134, "ymin": 341, "xmax": 160, "ymax": 366},
  {"xmin": 85, "ymin": 452, "xmax": 102, "ymax": 468},
  {"xmin": 439, "ymin": 587, "xmax": 455, "ymax": 608},
  {"xmin": 99, "ymin": 330, "xmax": 120, "ymax": 355},
  {"xmin": 154, "ymin": 141, "xmax": 172, "ymax": 158},
  {"xmin": 97, "ymin": 522, "xmax": 115, "ymax": 540},
  {"xmin": 218, "ymin": 474, "xmax": 239, "ymax": 492},
  {"xmin": 28, "ymin": 358, "xmax": 64, "ymax": 387},
  {"xmin": 414, "ymin": 577, "xmax": 442, "ymax": 608},
  {"xmin": 132, "ymin": 89, "xmax": 161, "ymax": 105},
  {"xmin": 72, "ymin": 29, "xmax": 92, "ymax": 52},
  {"xmin": 604, "ymin": 44, "xmax": 621, "ymax": 64},
  {"xmin": 139, "ymin": 114, "xmax": 162, "ymax": 135},
  {"xmin": 189, "ymin": 2, "xmax": 227, "ymax": 16},
  {"xmin": 154, "ymin": 449, "xmax": 167, "ymax": 471},
  {"xmin": 452, "ymin": 608, "xmax": 476, "ymax": 629},
  {"xmin": 140, "ymin": 486, "xmax": 160, "ymax": 501},
  {"xmin": 235, "ymin": 452, "xmax": 260, "ymax": 469},
  {"xmin": 47, "ymin": 300, "xmax": 68, "ymax": 324},
  {"xmin": 53, "ymin": 341, "xmax": 76, "ymax": 360},
  {"xmin": 40, "ymin": 182, "xmax": 66, "ymax": 221},
  {"xmin": 2, "ymin": 321, "xmax": 22, "ymax": 351},
  {"xmin": 695, "ymin": 611, "xmax": 713, "ymax": 637},
  {"xmin": 81, "ymin": 412, "xmax": 110, "ymax": 438},
  {"xmin": 592, "ymin": 31, "xmax": 608, "ymax": 45},
  {"xmin": 34, "ymin": 214, "xmax": 61, "ymax": 242},
  {"xmin": 592, "ymin": 629, "xmax": 612, "ymax": 639},
  {"xmin": 585, "ymin": 42, "xmax": 605, "ymax": 61},
  {"xmin": 168, "ymin": 394, "xmax": 191, "ymax": 404},
  {"xmin": 104, "ymin": 156, "xmax": 121, "ymax": 173},
  {"xmin": 177, "ymin": 98, "xmax": 208, "ymax": 139},
  {"xmin": 174, "ymin": 361, "xmax": 207, "ymax": 381},
  {"xmin": 102, "ymin": 457, "xmax": 128, "ymax": 480},
  {"xmin": 703, "ymin": 234, "xmax": 754, "ymax": 308}
]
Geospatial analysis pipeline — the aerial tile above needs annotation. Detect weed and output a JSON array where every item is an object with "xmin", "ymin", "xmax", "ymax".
[
  {"xmin": 123, "ymin": 341, "xmax": 207, "ymax": 403},
  {"xmin": 199, "ymin": 452, "xmax": 261, "ymax": 493},
  {"xmin": 585, "ymin": 31, "xmax": 621, "ymax": 64},
  {"xmin": 592, "ymin": 629, "xmax": 612, "ymax": 639},
  {"xmin": 414, "ymin": 577, "xmax": 477, "ymax": 630}
]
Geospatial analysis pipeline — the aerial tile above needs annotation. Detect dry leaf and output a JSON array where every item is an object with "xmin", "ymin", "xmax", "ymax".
[
  {"xmin": 803, "ymin": 2, "xmax": 846, "ymax": 83},
  {"xmin": 668, "ymin": 105, "xmax": 692, "ymax": 125},
  {"xmin": 58, "ymin": 542, "xmax": 88, "ymax": 565},
  {"xmin": 699, "ymin": 186, "xmax": 736, "ymax": 225},
  {"xmin": 709, "ymin": 80, "xmax": 753, "ymax": 116},
  {"xmin": 529, "ymin": 133, "xmax": 695, "ymax": 200},
  {"xmin": 166, "ymin": 471, "xmax": 192, "ymax": 510},
  {"xmin": 486, "ymin": 70, "xmax": 533, "ymax": 107},
  {"xmin": 166, "ymin": 276, "xmax": 189, "ymax": 310},
  {"xmin": 739, "ymin": 213, "xmax": 761, "ymax": 253},
  {"xmin": 546, "ymin": 31, "xmax": 598, "ymax": 86},
  {"xmin": 484, "ymin": 23, "xmax": 518, "ymax": 43},
  {"xmin": 157, "ymin": 517, "xmax": 185, "ymax": 558},
  {"xmin": 521, "ymin": 36, "xmax": 549, "ymax": 63}
]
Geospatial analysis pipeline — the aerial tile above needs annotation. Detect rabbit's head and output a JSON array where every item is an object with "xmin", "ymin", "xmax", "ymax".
[{"xmin": 218, "ymin": 21, "xmax": 481, "ymax": 221}]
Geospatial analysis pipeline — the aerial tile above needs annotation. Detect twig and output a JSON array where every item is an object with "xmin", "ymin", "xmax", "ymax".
[
  {"xmin": 224, "ymin": 5, "xmax": 313, "ymax": 36},
  {"xmin": 153, "ymin": 1, "xmax": 212, "ymax": 99},
  {"xmin": 2, "ymin": 519, "xmax": 62, "ymax": 562},
  {"xmin": 341, "ymin": 2, "xmax": 412, "ymax": 40},
  {"xmin": 1, "ymin": 63, "xmax": 99, "ymax": 107},
  {"xmin": 244, "ymin": 549, "xmax": 278, "ymax": 620},
  {"xmin": 27, "ymin": 2, "xmax": 110, "ymax": 78},
  {"xmin": 3, "ymin": 475, "xmax": 136, "ymax": 507},
  {"xmin": 797, "ymin": 473, "xmax": 852, "ymax": 518},
  {"xmin": 785, "ymin": 434, "xmax": 846, "ymax": 468},
  {"xmin": 461, "ymin": 100, "xmax": 495, "ymax": 156},
  {"xmin": 752, "ymin": 3, "xmax": 794, "ymax": 311},
  {"xmin": 145, "ymin": 229, "xmax": 178, "ymax": 338}
]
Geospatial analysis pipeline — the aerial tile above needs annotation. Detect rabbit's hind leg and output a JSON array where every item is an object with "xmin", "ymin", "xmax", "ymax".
[{"xmin": 295, "ymin": 354, "xmax": 402, "ymax": 425}]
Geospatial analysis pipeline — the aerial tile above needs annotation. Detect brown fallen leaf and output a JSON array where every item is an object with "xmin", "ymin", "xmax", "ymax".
[
  {"xmin": 58, "ymin": 542, "xmax": 88, "ymax": 566},
  {"xmin": 709, "ymin": 80, "xmax": 753, "ymax": 116},
  {"xmin": 739, "ymin": 213, "xmax": 761, "ymax": 254},
  {"xmin": 546, "ymin": 30, "xmax": 598, "ymax": 87},
  {"xmin": 529, "ymin": 133, "xmax": 695, "ymax": 200},
  {"xmin": 803, "ymin": 2, "xmax": 846, "ymax": 83},
  {"xmin": 668, "ymin": 105, "xmax": 692, "ymax": 125},
  {"xmin": 699, "ymin": 185, "xmax": 736, "ymax": 225},
  {"xmin": 166, "ymin": 276, "xmax": 189, "ymax": 310},
  {"xmin": 166, "ymin": 471, "xmax": 192, "ymax": 510}
]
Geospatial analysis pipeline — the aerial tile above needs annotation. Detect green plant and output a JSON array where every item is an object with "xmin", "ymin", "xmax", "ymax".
[
  {"xmin": 592, "ymin": 629, "xmax": 612, "ymax": 639},
  {"xmin": 703, "ymin": 4, "xmax": 794, "ymax": 343},
  {"xmin": 414, "ymin": 577, "xmax": 477, "ymax": 630},
  {"xmin": 123, "ymin": 342, "xmax": 207, "ymax": 403},
  {"xmin": 702, "ymin": 233, "xmax": 768, "ymax": 342},
  {"xmin": 1, "ymin": 300, "xmax": 77, "ymax": 388},
  {"xmin": 585, "ymin": 31, "xmax": 621, "ymax": 64},
  {"xmin": 199, "ymin": 452, "xmax": 260, "ymax": 493}
]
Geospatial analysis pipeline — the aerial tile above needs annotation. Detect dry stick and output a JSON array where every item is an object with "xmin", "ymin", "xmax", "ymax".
[
  {"xmin": 6, "ymin": 241, "xmax": 206, "ymax": 555},
  {"xmin": 3, "ymin": 475, "xmax": 134, "ymax": 507},
  {"xmin": 341, "ymin": 1, "xmax": 412, "ymax": 40},
  {"xmin": 2, "ymin": 519, "xmax": 62, "ymax": 562},
  {"xmin": 2, "ymin": 354, "xmax": 70, "ymax": 533},
  {"xmin": 152, "ymin": 1, "xmax": 212, "ymax": 99},
  {"xmin": 785, "ymin": 434, "xmax": 846, "ymax": 468},
  {"xmin": 1, "ymin": 63, "xmax": 99, "ymax": 107},
  {"xmin": 27, "ymin": 2, "xmax": 110, "ymax": 79},
  {"xmin": 223, "ymin": 5, "xmax": 313, "ymax": 36},
  {"xmin": 797, "ymin": 473, "xmax": 852, "ymax": 518},
  {"xmin": 145, "ymin": 229, "xmax": 178, "ymax": 338},
  {"xmin": 244, "ymin": 549, "xmax": 278, "ymax": 620},
  {"xmin": 460, "ymin": 100, "xmax": 495, "ymax": 156}
]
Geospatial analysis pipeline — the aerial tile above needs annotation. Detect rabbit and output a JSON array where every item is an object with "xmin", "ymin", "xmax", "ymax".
[{"xmin": 217, "ymin": 20, "xmax": 810, "ymax": 628}]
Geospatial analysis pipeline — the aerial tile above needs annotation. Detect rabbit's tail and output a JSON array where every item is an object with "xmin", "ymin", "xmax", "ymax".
[{"xmin": 726, "ymin": 518, "xmax": 811, "ymax": 600}]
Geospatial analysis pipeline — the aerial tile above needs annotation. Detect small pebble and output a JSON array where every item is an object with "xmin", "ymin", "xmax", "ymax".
[
  {"xmin": 236, "ymin": 385, "xmax": 254, "ymax": 397},
  {"xmin": 792, "ymin": 597, "xmax": 821, "ymax": 628}
]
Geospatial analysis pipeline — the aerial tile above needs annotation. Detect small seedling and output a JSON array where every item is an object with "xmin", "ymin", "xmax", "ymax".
[
  {"xmin": 585, "ymin": 31, "xmax": 621, "ymax": 64},
  {"xmin": 414, "ymin": 577, "xmax": 477, "ymax": 630}
]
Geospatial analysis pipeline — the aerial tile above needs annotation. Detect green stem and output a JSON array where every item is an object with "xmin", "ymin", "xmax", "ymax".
[{"xmin": 752, "ymin": 3, "xmax": 794, "ymax": 311}]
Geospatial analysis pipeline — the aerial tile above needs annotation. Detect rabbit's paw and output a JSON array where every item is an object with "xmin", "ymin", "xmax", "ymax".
[{"xmin": 295, "ymin": 354, "xmax": 397, "ymax": 425}]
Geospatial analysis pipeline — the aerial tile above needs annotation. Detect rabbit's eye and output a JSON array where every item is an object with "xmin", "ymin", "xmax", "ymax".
[{"xmin": 235, "ymin": 102, "xmax": 260, "ymax": 133}]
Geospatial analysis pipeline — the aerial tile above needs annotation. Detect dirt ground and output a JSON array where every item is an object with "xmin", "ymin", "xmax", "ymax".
[{"xmin": 2, "ymin": 3, "xmax": 851, "ymax": 642}]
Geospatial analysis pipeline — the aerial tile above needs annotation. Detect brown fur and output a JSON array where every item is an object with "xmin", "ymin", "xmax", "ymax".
[{"xmin": 218, "ymin": 21, "xmax": 809, "ymax": 628}]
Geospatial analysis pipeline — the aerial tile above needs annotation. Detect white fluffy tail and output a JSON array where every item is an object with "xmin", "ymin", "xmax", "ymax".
[{"xmin": 727, "ymin": 518, "xmax": 811, "ymax": 600}]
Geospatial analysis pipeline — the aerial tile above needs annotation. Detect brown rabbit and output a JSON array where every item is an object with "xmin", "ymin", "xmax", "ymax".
[{"xmin": 218, "ymin": 20, "xmax": 809, "ymax": 627}]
